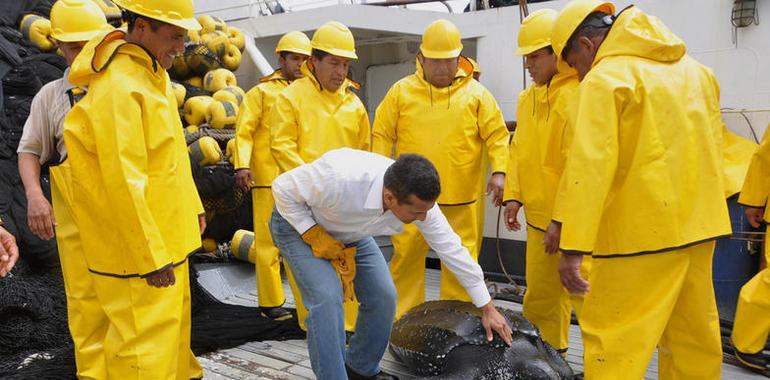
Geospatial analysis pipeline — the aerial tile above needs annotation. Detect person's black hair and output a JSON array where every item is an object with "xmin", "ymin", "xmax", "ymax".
[
  {"xmin": 383, "ymin": 154, "xmax": 441, "ymax": 204},
  {"xmin": 311, "ymin": 48, "xmax": 329, "ymax": 61},
  {"xmin": 123, "ymin": 10, "xmax": 165, "ymax": 33},
  {"xmin": 562, "ymin": 11, "xmax": 614, "ymax": 59}
]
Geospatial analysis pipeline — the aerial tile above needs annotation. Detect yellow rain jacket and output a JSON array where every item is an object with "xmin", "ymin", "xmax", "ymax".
[
  {"xmin": 722, "ymin": 125, "xmax": 756, "ymax": 198},
  {"xmin": 372, "ymin": 56, "xmax": 509, "ymax": 205},
  {"xmin": 503, "ymin": 66, "xmax": 579, "ymax": 230},
  {"xmin": 552, "ymin": 6, "xmax": 731, "ymax": 257},
  {"xmin": 63, "ymin": 30, "xmax": 204, "ymax": 277},
  {"xmin": 270, "ymin": 60, "xmax": 370, "ymax": 173},
  {"xmin": 739, "ymin": 126, "xmax": 770, "ymax": 219},
  {"xmin": 234, "ymin": 69, "xmax": 288, "ymax": 186}
]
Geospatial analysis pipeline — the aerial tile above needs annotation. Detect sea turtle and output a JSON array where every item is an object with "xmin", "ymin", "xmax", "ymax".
[{"xmin": 389, "ymin": 300, "xmax": 575, "ymax": 379}]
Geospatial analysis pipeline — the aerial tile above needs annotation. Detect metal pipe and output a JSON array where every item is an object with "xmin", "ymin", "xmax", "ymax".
[
  {"xmin": 722, "ymin": 108, "xmax": 770, "ymax": 113},
  {"xmin": 244, "ymin": 36, "xmax": 274, "ymax": 77}
]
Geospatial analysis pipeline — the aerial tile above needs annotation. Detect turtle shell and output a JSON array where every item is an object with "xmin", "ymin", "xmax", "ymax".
[{"xmin": 389, "ymin": 300, "xmax": 574, "ymax": 379}]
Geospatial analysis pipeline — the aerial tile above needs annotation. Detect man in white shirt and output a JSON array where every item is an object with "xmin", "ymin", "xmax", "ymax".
[{"xmin": 271, "ymin": 148, "xmax": 512, "ymax": 380}]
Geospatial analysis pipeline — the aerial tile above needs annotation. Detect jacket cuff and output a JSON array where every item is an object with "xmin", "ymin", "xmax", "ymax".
[
  {"xmin": 737, "ymin": 193, "xmax": 767, "ymax": 208},
  {"xmin": 502, "ymin": 198, "xmax": 522, "ymax": 206}
]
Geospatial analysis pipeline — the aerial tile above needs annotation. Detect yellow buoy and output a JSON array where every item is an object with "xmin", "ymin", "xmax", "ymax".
[
  {"xmin": 231, "ymin": 229, "xmax": 256, "ymax": 263},
  {"xmin": 207, "ymin": 100, "xmax": 239, "ymax": 129}
]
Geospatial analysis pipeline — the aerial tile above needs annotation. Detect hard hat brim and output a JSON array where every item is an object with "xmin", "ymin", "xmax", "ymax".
[
  {"xmin": 515, "ymin": 41, "xmax": 551, "ymax": 57},
  {"xmin": 52, "ymin": 28, "xmax": 112, "ymax": 43},
  {"xmin": 313, "ymin": 47, "xmax": 357, "ymax": 60},
  {"xmin": 276, "ymin": 47, "xmax": 312, "ymax": 56},
  {"xmin": 167, "ymin": 18, "xmax": 202, "ymax": 31},
  {"xmin": 420, "ymin": 45, "xmax": 463, "ymax": 59},
  {"xmin": 52, "ymin": 31, "xmax": 99, "ymax": 43}
]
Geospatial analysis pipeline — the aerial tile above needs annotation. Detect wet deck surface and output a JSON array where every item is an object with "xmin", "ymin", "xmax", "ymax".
[{"xmin": 195, "ymin": 262, "xmax": 765, "ymax": 379}]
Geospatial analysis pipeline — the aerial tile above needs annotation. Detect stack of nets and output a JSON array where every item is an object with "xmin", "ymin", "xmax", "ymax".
[
  {"xmin": 0, "ymin": 257, "xmax": 305, "ymax": 378},
  {"xmin": 0, "ymin": 260, "xmax": 75, "ymax": 379},
  {"xmin": 187, "ymin": 127, "xmax": 253, "ymax": 243}
]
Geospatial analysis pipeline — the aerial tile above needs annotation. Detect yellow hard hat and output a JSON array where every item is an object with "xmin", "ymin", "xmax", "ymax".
[
  {"xmin": 311, "ymin": 21, "xmax": 357, "ymax": 59},
  {"xmin": 420, "ymin": 19, "xmax": 463, "ymax": 59},
  {"xmin": 551, "ymin": 0, "xmax": 615, "ymax": 58},
  {"xmin": 50, "ymin": 0, "xmax": 111, "ymax": 42},
  {"xmin": 111, "ymin": 0, "xmax": 201, "ymax": 31},
  {"xmin": 276, "ymin": 31, "xmax": 311, "ymax": 56},
  {"xmin": 515, "ymin": 9, "xmax": 558, "ymax": 56}
]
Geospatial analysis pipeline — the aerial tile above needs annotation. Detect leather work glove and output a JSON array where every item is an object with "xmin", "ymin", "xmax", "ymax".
[
  {"xmin": 301, "ymin": 224, "xmax": 346, "ymax": 260},
  {"xmin": 302, "ymin": 225, "xmax": 357, "ymax": 301},
  {"xmin": 332, "ymin": 246, "xmax": 357, "ymax": 302}
]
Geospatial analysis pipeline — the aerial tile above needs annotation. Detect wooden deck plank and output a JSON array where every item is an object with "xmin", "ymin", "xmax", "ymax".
[
  {"xmin": 285, "ymin": 364, "xmax": 316, "ymax": 379},
  {"xmin": 238, "ymin": 342, "xmax": 307, "ymax": 365},
  {"xmin": 221, "ymin": 347, "xmax": 294, "ymax": 370}
]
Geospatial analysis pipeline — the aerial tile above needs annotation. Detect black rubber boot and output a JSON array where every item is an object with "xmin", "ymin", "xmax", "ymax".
[{"xmin": 260, "ymin": 306, "xmax": 292, "ymax": 321}]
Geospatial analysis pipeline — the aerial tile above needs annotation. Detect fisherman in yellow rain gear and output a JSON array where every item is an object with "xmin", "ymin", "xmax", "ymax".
[
  {"xmin": 234, "ymin": 31, "xmax": 311, "ymax": 322},
  {"xmin": 17, "ymin": 1, "xmax": 112, "ymax": 377},
  {"xmin": 372, "ymin": 19, "xmax": 509, "ymax": 319},
  {"xmin": 547, "ymin": 1, "xmax": 731, "ymax": 378},
  {"xmin": 63, "ymin": 0, "xmax": 206, "ymax": 378},
  {"xmin": 732, "ymin": 126, "xmax": 770, "ymax": 373},
  {"xmin": 502, "ymin": 8, "xmax": 586, "ymax": 356},
  {"xmin": 269, "ymin": 21, "xmax": 370, "ymax": 332}
]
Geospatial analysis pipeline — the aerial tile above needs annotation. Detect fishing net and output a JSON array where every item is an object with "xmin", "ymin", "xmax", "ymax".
[{"xmin": 0, "ymin": 257, "xmax": 305, "ymax": 378}]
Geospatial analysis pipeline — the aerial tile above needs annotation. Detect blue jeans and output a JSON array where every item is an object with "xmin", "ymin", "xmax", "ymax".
[{"xmin": 270, "ymin": 210, "xmax": 397, "ymax": 380}]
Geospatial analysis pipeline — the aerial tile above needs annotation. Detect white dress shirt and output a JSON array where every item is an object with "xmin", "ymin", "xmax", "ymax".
[{"xmin": 273, "ymin": 148, "xmax": 491, "ymax": 307}]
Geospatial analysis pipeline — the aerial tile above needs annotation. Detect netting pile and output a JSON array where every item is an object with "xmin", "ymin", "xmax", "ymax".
[{"xmin": 0, "ymin": 257, "xmax": 305, "ymax": 379}]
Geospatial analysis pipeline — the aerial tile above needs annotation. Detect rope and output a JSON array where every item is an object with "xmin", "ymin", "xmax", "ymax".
[
  {"xmin": 488, "ymin": 205, "xmax": 525, "ymax": 302},
  {"xmin": 185, "ymin": 127, "xmax": 236, "ymax": 146}
]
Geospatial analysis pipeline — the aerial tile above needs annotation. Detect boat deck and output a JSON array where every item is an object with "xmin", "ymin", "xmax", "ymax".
[{"xmin": 195, "ymin": 262, "xmax": 765, "ymax": 380}]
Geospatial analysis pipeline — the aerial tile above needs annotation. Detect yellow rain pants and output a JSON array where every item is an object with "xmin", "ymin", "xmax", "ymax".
[
  {"xmin": 253, "ymin": 187, "xmax": 285, "ymax": 308},
  {"xmin": 50, "ymin": 162, "xmax": 108, "ymax": 380},
  {"xmin": 732, "ymin": 242, "xmax": 770, "ymax": 354},
  {"xmin": 90, "ymin": 262, "xmax": 200, "ymax": 380},
  {"xmin": 234, "ymin": 70, "xmax": 299, "ymax": 313},
  {"xmin": 522, "ymin": 227, "xmax": 588, "ymax": 353},
  {"xmin": 391, "ymin": 202, "xmax": 479, "ymax": 319},
  {"xmin": 580, "ymin": 241, "xmax": 722, "ymax": 380}
]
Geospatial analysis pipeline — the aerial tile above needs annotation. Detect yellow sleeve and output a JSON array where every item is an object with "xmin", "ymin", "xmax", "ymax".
[
  {"xmin": 269, "ymin": 92, "xmax": 305, "ymax": 172},
  {"xmin": 478, "ymin": 88, "xmax": 509, "ymax": 174},
  {"xmin": 83, "ymin": 77, "xmax": 171, "ymax": 274},
  {"xmin": 358, "ymin": 106, "xmax": 371, "ymax": 151},
  {"xmin": 234, "ymin": 87, "xmax": 263, "ymax": 170},
  {"xmin": 739, "ymin": 125, "xmax": 770, "ymax": 207},
  {"xmin": 502, "ymin": 133, "xmax": 520, "ymax": 204},
  {"xmin": 371, "ymin": 85, "xmax": 399, "ymax": 157},
  {"xmin": 722, "ymin": 124, "xmax": 756, "ymax": 199},
  {"xmin": 552, "ymin": 76, "xmax": 621, "ymax": 254}
]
